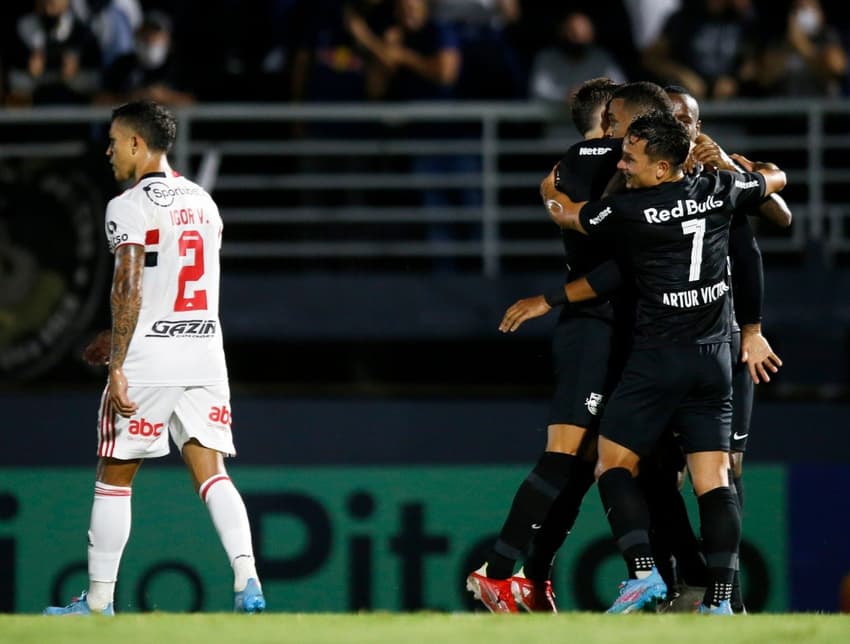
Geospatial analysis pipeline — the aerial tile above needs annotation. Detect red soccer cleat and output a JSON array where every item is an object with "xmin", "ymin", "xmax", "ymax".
[
  {"xmin": 466, "ymin": 565, "xmax": 519, "ymax": 613},
  {"xmin": 511, "ymin": 572, "xmax": 557, "ymax": 613}
]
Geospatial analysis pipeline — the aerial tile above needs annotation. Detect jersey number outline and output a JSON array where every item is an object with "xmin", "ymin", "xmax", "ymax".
[
  {"xmin": 174, "ymin": 230, "xmax": 208, "ymax": 311},
  {"xmin": 681, "ymin": 219, "xmax": 705, "ymax": 281}
]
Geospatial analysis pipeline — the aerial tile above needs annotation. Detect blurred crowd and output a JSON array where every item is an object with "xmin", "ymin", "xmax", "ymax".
[{"xmin": 1, "ymin": 0, "xmax": 849, "ymax": 108}]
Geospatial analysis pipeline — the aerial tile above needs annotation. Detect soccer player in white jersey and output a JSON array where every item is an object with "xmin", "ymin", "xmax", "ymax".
[{"xmin": 44, "ymin": 101, "xmax": 265, "ymax": 616}]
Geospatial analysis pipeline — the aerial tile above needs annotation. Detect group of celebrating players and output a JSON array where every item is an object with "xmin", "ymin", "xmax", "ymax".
[
  {"xmin": 467, "ymin": 78, "xmax": 790, "ymax": 616},
  {"xmin": 40, "ymin": 73, "xmax": 791, "ymax": 618}
]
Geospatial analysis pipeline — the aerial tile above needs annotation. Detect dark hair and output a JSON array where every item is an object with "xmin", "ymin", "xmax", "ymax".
[
  {"xmin": 570, "ymin": 77, "xmax": 620, "ymax": 136},
  {"xmin": 626, "ymin": 111, "xmax": 691, "ymax": 167},
  {"xmin": 111, "ymin": 100, "xmax": 177, "ymax": 153},
  {"xmin": 664, "ymin": 84, "xmax": 700, "ymax": 120},
  {"xmin": 611, "ymin": 81, "xmax": 673, "ymax": 118}
]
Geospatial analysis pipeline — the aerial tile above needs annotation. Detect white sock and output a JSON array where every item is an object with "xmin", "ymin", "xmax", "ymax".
[
  {"xmin": 87, "ymin": 482, "xmax": 132, "ymax": 610},
  {"xmin": 199, "ymin": 474, "xmax": 259, "ymax": 591}
]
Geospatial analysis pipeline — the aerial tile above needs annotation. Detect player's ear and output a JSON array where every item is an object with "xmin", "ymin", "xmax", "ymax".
[
  {"xmin": 695, "ymin": 119, "xmax": 702, "ymax": 136},
  {"xmin": 656, "ymin": 159, "xmax": 669, "ymax": 178}
]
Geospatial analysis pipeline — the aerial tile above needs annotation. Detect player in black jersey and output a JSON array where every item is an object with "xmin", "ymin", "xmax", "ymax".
[
  {"xmin": 542, "ymin": 111, "xmax": 786, "ymax": 615},
  {"xmin": 661, "ymin": 86, "xmax": 787, "ymax": 613},
  {"xmin": 466, "ymin": 80, "xmax": 672, "ymax": 614}
]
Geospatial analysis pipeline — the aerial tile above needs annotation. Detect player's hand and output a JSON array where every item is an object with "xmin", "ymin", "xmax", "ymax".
[
  {"xmin": 740, "ymin": 326, "xmax": 782, "ymax": 384},
  {"xmin": 692, "ymin": 134, "xmax": 735, "ymax": 171},
  {"xmin": 499, "ymin": 295, "xmax": 551, "ymax": 333},
  {"xmin": 108, "ymin": 367, "xmax": 138, "ymax": 418},
  {"xmin": 729, "ymin": 153, "xmax": 754, "ymax": 172},
  {"xmin": 82, "ymin": 329, "xmax": 111, "ymax": 366}
]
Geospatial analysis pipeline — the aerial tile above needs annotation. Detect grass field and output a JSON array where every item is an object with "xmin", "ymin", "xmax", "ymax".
[{"xmin": 2, "ymin": 613, "xmax": 848, "ymax": 644}]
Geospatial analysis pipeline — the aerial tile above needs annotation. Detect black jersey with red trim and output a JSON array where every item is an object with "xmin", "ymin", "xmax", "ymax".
[
  {"xmin": 578, "ymin": 170, "xmax": 767, "ymax": 348},
  {"xmin": 553, "ymin": 137, "xmax": 622, "ymax": 320}
]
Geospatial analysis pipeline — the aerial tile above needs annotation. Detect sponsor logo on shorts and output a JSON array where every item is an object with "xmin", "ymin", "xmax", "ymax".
[
  {"xmin": 145, "ymin": 319, "xmax": 217, "ymax": 338},
  {"xmin": 128, "ymin": 418, "xmax": 163, "ymax": 437},
  {"xmin": 585, "ymin": 392, "xmax": 605, "ymax": 416},
  {"xmin": 208, "ymin": 405, "xmax": 232, "ymax": 427},
  {"xmin": 589, "ymin": 207, "xmax": 611, "ymax": 225}
]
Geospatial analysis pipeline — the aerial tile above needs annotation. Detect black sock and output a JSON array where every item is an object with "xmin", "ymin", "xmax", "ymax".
[
  {"xmin": 598, "ymin": 467, "xmax": 654, "ymax": 578},
  {"xmin": 524, "ymin": 458, "xmax": 596, "ymax": 582},
  {"xmin": 485, "ymin": 451, "xmax": 576, "ymax": 579},
  {"xmin": 730, "ymin": 474, "xmax": 745, "ymax": 612},
  {"xmin": 697, "ymin": 486, "xmax": 741, "ymax": 606}
]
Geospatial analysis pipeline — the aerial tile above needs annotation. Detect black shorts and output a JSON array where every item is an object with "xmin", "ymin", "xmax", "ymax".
[
  {"xmin": 730, "ymin": 330, "xmax": 754, "ymax": 452},
  {"xmin": 600, "ymin": 342, "xmax": 733, "ymax": 456},
  {"xmin": 548, "ymin": 315, "xmax": 621, "ymax": 429}
]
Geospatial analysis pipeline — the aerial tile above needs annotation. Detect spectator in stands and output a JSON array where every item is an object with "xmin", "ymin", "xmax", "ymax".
[
  {"xmin": 642, "ymin": 0, "xmax": 760, "ymax": 100},
  {"xmin": 365, "ymin": 0, "xmax": 478, "ymax": 265},
  {"xmin": 7, "ymin": 0, "xmax": 101, "ymax": 105},
  {"xmin": 94, "ymin": 11, "xmax": 194, "ymax": 107},
  {"xmin": 756, "ymin": 0, "xmax": 847, "ymax": 96},
  {"xmin": 71, "ymin": 0, "xmax": 139, "ymax": 68},
  {"xmin": 432, "ymin": 0, "xmax": 524, "ymax": 98},
  {"xmin": 622, "ymin": 0, "xmax": 680, "ymax": 52},
  {"xmin": 528, "ymin": 10, "xmax": 626, "ymax": 103}
]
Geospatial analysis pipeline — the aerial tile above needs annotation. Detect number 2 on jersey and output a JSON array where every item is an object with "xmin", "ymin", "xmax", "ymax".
[
  {"xmin": 681, "ymin": 219, "xmax": 705, "ymax": 281},
  {"xmin": 174, "ymin": 230, "xmax": 208, "ymax": 311}
]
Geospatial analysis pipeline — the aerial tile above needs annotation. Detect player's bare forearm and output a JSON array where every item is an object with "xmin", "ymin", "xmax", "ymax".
[
  {"xmin": 540, "ymin": 170, "xmax": 586, "ymax": 232},
  {"xmin": 758, "ymin": 193, "xmax": 792, "ymax": 228},
  {"xmin": 730, "ymin": 153, "xmax": 786, "ymax": 196},
  {"xmin": 109, "ymin": 245, "xmax": 144, "ymax": 370}
]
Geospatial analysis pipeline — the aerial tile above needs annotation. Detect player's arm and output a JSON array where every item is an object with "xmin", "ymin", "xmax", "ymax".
[
  {"xmin": 691, "ymin": 134, "xmax": 792, "ymax": 227},
  {"xmin": 499, "ymin": 275, "xmax": 599, "ymax": 333},
  {"xmin": 108, "ymin": 244, "xmax": 144, "ymax": 417},
  {"xmin": 540, "ymin": 168, "xmax": 588, "ymax": 233},
  {"xmin": 729, "ymin": 213, "xmax": 782, "ymax": 383}
]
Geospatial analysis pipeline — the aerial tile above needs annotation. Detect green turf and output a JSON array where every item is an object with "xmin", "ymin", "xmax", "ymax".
[{"xmin": 3, "ymin": 613, "xmax": 849, "ymax": 644}]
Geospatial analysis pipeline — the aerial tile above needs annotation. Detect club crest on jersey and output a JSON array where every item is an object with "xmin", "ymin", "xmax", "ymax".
[
  {"xmin": 643, "ymin": 195, "xmax": 723, "ymax": 223},
  {"xmin": 585, "ymin": 392, "xmax": 605, "ymax": 416}
]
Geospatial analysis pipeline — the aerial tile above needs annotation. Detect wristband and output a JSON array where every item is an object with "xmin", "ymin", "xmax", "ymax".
[{"xmin": 543, "ymin": 286, "xmax": 568, "ymax": 307}]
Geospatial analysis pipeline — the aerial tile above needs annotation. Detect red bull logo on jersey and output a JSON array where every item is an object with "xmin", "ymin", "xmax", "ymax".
[
  {"xmin": 145, "ymin": 319, "xmax": 217, "ymax": 338},
  {"xmin": 643, "ymin": 195, "xmax": 724, "ymax": 223},
  {"xmin": 128, "ymin": 418, "xmax": 164, "ymax": 437}
]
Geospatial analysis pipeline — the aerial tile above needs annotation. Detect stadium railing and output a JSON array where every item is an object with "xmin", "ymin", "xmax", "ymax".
[{"xmin": 0, "ymin": 99, "xmax": 847, "ymax": 276}]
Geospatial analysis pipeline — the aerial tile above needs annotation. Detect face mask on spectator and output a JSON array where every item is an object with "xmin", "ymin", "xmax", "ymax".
[
  {"xmin": 794, "ymin": 7, "xmax": 821, "ymax": 36},
  {"xmin": 137, "ymin": 41, "xmax": 169, "ymax": 69}
]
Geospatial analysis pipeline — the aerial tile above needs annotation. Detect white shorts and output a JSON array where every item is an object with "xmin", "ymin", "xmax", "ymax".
[{"xmin": 96, "ymin": 384, "xmax": 236, "ymax": 460}]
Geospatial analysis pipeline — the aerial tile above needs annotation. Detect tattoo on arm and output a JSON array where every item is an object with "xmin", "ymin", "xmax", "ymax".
[{"xmin": 110, "ymin": 245, "xmax": 145, "ymax": 369}]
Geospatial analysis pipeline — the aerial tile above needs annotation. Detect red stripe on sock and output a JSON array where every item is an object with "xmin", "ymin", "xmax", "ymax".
[{"xmin": 199, "ymin": 475, "xmax": 231, "ymax": 502}]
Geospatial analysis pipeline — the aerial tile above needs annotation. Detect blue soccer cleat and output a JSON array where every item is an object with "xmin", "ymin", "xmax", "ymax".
[
  {"xmin": 234, "ymin": 578, "xmax": 266, "ymax": 613},
  {"xmin": 43, "ymin": 591, "xmax": 114, "ymax": 616},
  {"xmin": 698, "ymin": 599, "xmax": 734, "ymax": 615},
  {"xmin": 606, "ymin": 567, "xmax": 667, "ymax": 614}
]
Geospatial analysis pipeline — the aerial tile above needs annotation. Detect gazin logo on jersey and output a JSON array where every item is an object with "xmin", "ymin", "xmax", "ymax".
[{"xmin": 145, "ymin": 319, "xmax": 217, "ymax": 338}]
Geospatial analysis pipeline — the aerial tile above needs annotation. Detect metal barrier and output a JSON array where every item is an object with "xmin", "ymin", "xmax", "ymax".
[{"xmin": 1, "ymin": 99, "xmax": 848, "ymax": 277}]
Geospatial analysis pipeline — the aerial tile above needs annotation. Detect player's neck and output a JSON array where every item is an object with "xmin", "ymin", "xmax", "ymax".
[{"xmin": 133, "ymin": 155, "xmax": 172, "ymax": 183}]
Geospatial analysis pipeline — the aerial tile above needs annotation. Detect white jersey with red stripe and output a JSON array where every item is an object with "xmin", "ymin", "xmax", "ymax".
[{"xmin": 105, "ymin": 170, "xmax": 227, "ymax": 386}]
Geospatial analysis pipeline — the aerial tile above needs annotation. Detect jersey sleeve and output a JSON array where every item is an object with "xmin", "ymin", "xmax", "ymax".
[
  {"xmin": 578, "ymin": 198, "xmax": 618, "ymax": 237},
  {"xmin": 104, "ymin": 197, "xmax": 146, "ymax": 254},
  {"xmin": 717, "ymin": 170, "xmax": 767, "ymax": 213},
  {"xmin": 728, "ymin": 211, "xmax": 763, "ymax": 325}
]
